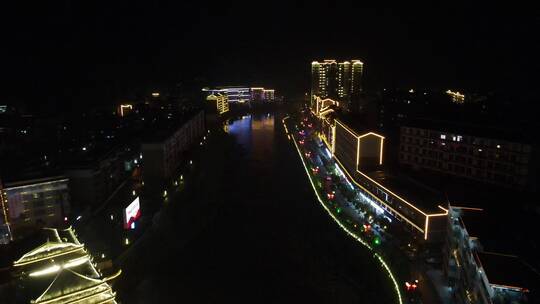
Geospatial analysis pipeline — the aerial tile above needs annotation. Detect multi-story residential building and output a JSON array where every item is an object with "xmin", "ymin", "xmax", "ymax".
[
  {"xmin": 206, "ymin": 93, "xmax": 229, "ymax": 115},
  {"xmin": 251, "ymin": 87, "xmax": 265, "ymax": 101},
  {"xmin": 11, "ymin": 227, "xmax": 120, "ymax": 303},
  {"xmin": 0, "ymin": 176, "xmax": 70, "ymax": 244},
  {"xmin": 141, "ymin": 110, "xmax": 205, "ymax": 188},
  {"xmin": 446, "ymin": 90, "xmax": 466, "ymax": 104},
  {"xmin": 263, "ymin": 89, "xmax": 275, "ymax": 101},
  {"xmin": 444, "ymin": 206, "xmax": 535, "ymax": 303},
  {"xmin": 311, "ymin": 59, "xmax": 363, "ymax": 112},
  {"xmin": 399, "ymin": 123, "xmax": 534, "ymax": 189}
]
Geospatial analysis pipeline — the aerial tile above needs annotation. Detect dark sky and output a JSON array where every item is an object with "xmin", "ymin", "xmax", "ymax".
[{"xmin": 1, "ymin": 2, "xmax": 538, "ymax": 108}]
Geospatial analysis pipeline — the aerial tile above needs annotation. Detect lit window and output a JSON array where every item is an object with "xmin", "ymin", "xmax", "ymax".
[{"xmin": 440, "ymin": 134, "xmax": 446, "ymax": 140}]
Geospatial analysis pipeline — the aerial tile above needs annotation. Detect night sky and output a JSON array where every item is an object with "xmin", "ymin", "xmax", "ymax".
[{"xmin": 1, "ymin": 2, "xmax": 538, "ymax": 109}]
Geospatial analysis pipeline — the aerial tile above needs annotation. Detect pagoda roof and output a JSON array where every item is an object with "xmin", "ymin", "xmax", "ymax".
[
  {"xmin": 14, "ymin": 227, "xmax": 85, "ymax": 267},
  {"xmin": 14, "ymin": 241, "xmax": 85, "ymax": 267},
  {"xmin": 32, "ymin": 268, "xmax": 116, "ymax": 304}
]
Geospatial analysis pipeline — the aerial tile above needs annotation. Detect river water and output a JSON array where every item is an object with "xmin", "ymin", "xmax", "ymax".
[{"xmin": 117, "ymin": 111, "xmax": 396, "ymax": 303}]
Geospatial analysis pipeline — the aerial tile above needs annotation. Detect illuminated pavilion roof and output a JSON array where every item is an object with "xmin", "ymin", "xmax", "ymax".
[
  {"xmin": 14, "ymin": 241, "xmax": 85, "ymax": 267},
  {"xmin": 13, "ymin": 227, "xmax": 120, "ymax": 304},
  {"xmin": 31, "ymin": 268, "xmax": 117, "ymax": 304}
]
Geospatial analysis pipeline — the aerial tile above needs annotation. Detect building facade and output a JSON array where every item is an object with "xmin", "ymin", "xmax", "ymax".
[
  {"xmin": 444, "ymin": 206, "xmax": 533, "ymax": 303},
  {"xmin": 311, "ymin": 59, "xmax": 363, "ymax": 112},
  {"xmin": 203, "ymin": 87, "xmax": 276, "ymax": 103},
  {"xmin": 206, "ymin": 93, "xmax": 229, "ymax": 115},
  {"xmin": 399, "ymin": 125, "xmax": 533, "ymax": 189},
  {"xmin": 446, "ymin": 90, "xmax": 466, "ymax": 104},
  {"xmin": 141, "ymin": 110, "xmax": 205, "ymax": 188},
  {"xmin": 251, "ymin": 88, "xmax": 264, "ymax": 101},
  {"xmin": 263, "ymin": 89, "xmax": 275, "ymax": 101},
  {"xmin": 311, "ymin": 99, "xmax": 448, "ymax": 242},
  {"xmin": 64, "ymin": 146, "xmax": 138, "ymax": 209},
  {"xmin": 0, "ymin": 176, "xmax": 70, "ymax": 244}
]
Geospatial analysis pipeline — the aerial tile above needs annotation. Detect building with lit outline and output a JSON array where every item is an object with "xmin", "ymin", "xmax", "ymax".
[
  {"xmin": 202, "ymin": 87, "xmax": 251, "ymax": 103},
  {"xmin": 311, "ymin": 59, "xmax": 363, "ymax": 112},
  {"xmin": 312, "ymin": 96, "xmax": 448, "ymax": 242},
  {"xmin": 202, "ymin": 87, "xmax": 276, "ymax": 103},
  {"xmin": 206, "ymin": 93, "xmax": 229, "ymax": 115},
  {"xmin": 12, "ymin": 227, "xmax": 120, "ymax": 303},
  {"xmin": 446, "ymin": 90, "xmax": 465, "ymax": 104},
  {"xmin": 0, "ymin": 176, "xmax": 70, "ymax": 245}
]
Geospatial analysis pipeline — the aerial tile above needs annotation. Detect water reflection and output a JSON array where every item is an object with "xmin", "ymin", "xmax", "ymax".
[{"xmin": 226, "ymin": 114, "xmax": 275, "ymax": 164}]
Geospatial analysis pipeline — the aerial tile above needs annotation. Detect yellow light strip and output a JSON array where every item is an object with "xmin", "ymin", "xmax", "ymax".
[
  {"xmin": 437, "ymin": 205, "xmax": 449, "ymax": 212},
  {"xmin": 320, "ymin": 134, "xmax": 333, "ymax": 152},
  {"xmin": 119, "ymin": 104, "xmax": 132, "ymax": 117},
  {"xmin": 356, "ymin": 137, "xmax": 361, "ymax": 167},
  {"xmin": 0, "ymin": 190, "xmax": 11, "ymax": 241},
  {"xmin": 35, "ymin": 282, "xmax": 112, "ymax": 304},
  {"xmin": 358, "ymin": 132, "xmax": 385, "ymax": 139},
  {"xmin": 14, "ymin": 246, "xmax": 85, "ymax": 266},
  {"xmin": 333, "ymin": 156, "xmax": 426, "ymax": 233},
  {"xmin": 424, "ymin": 217, "xmax": 429, "ymax": 240},
  {"xmin": 335, "ymin": 120, "xmax": 386, "ymax": 141},
  {"xmin": 336, "ymin": 119, "xmax": 360, "ymax": 138},
  {"xmin": 380, "ymin": 138, "xmax": 384, "ymax": 165},
  {"xmin": 29, "ymin": 265, "xmax": 61, "ymax": 277},
  {"xmin": 424, "ymin": 213, "xmax": 448, "ymax": 240},
  {"xmin": 104, "ymin": 269, "xmax": 122, "ymax": 282},
  {"xmin": 355, "ymin": 170, "xmax": 428, "ymax": 216},
  {"xmin": 331, "ymin": 126, "xmax": 336, "ymax": 154},
  {"xmin": 4, "ymin": 179, "xmax": 69, "ymax": 191},
  {"xmin": 28, "ymin": 255, "xmax": 90, "ymax": 277},
  {"xmin": 286, "ymin": 117, "xmax": 403, "ymax": 304},
  {"xmin": 63, "ymin": 256, "xmax": 90, "ymax": 269}
]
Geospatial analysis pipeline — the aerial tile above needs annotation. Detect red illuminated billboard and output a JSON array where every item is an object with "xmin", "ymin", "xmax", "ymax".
[{"xmin": 124, "ymin": 197, "xmax": 141, "ymax": 229}]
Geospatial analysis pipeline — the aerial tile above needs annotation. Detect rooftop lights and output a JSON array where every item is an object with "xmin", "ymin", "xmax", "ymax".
[{"xmin": 29, "ymin": 256, "xmax": 90, "ymax": 277}]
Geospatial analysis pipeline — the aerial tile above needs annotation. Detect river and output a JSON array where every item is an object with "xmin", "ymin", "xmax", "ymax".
[{"xmin": 116, "ymin": 110, "xmax": 396, "ymax": 303}]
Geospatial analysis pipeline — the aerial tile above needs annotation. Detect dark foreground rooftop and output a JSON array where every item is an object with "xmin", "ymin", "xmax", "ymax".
[{"xmin": 477, "ymin": 251, "xmax": 538, "ymax": 291}]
